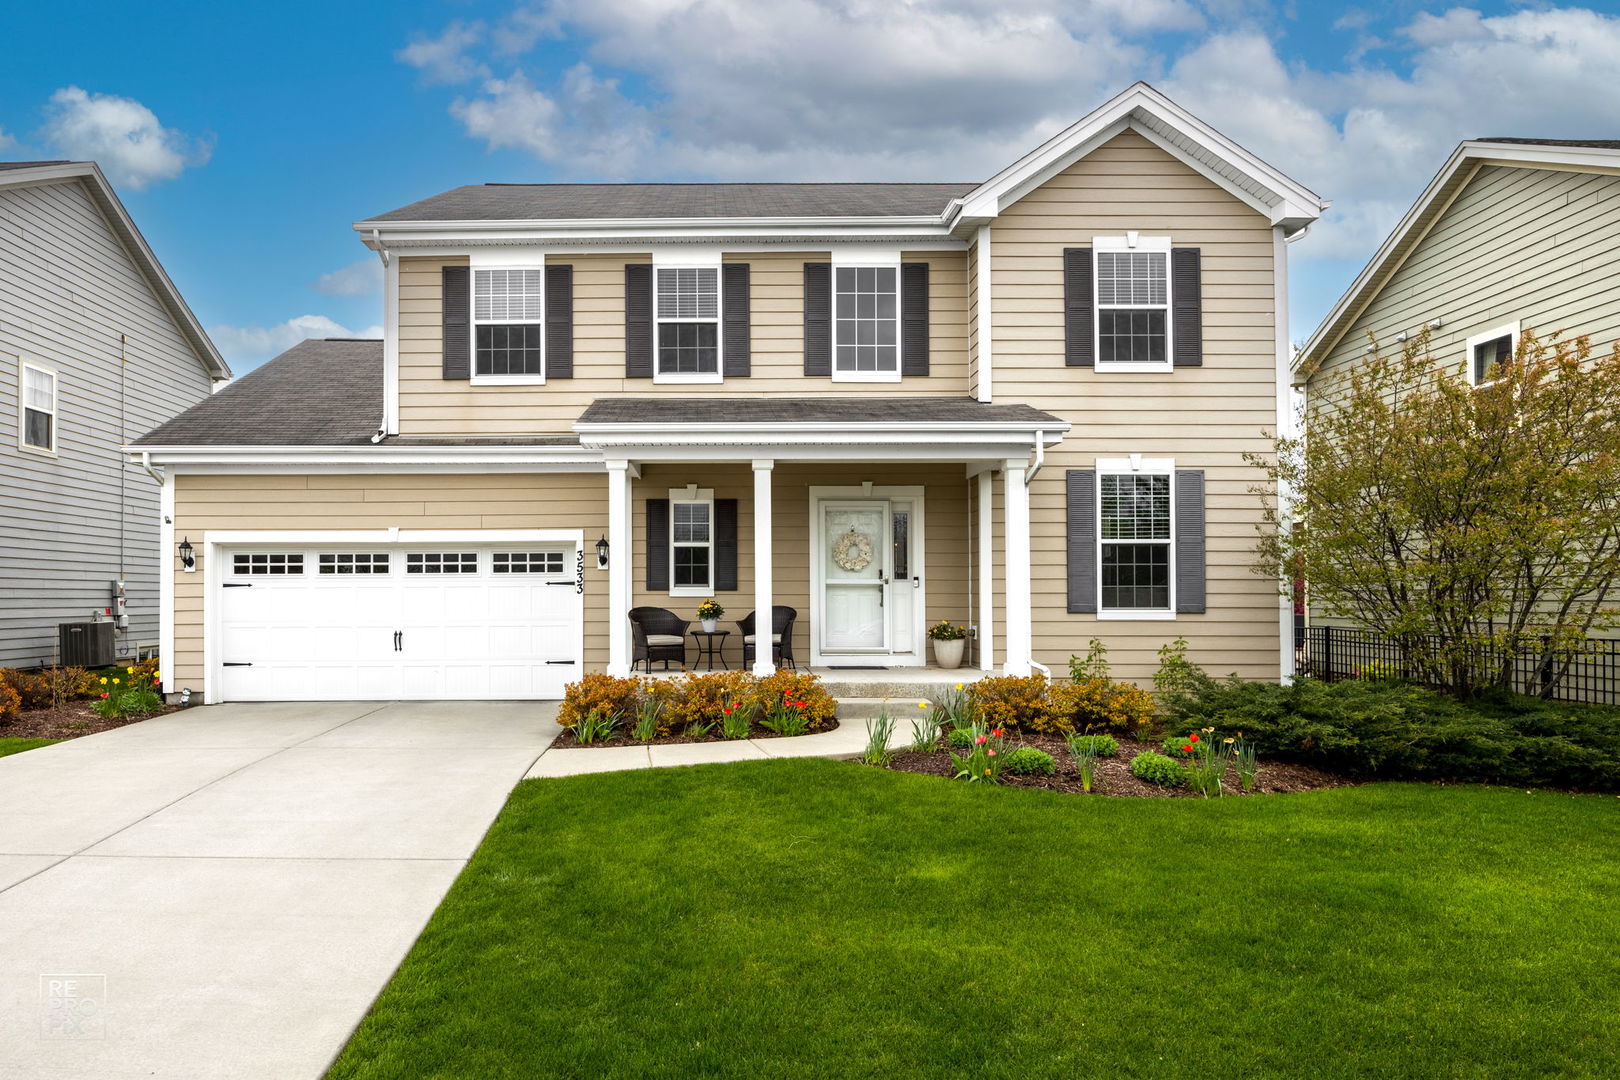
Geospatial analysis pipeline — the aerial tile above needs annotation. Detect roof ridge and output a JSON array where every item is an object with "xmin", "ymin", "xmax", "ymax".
[{"xmin": 480, "ymin": 180, "xmax": 980, "ymax": 188}]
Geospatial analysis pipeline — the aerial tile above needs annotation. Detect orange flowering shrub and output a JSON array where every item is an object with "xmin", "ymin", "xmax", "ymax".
[
  {"xmin": 0, "ymin": 671, "xmax": 20, "ymax": 720},
  {"xmin": 557, "ymin": 672, "xmax": 642, "ymax": 731},
  {"xmin": 1046, "ymin": 677, "xmax": 1156, "ymax": 736},
  {"xmin": 5, "ymin": 670, "xmax": 51, "ymax": 710},
  {"xmin": 662, "ymin": 671, "xmax": 754, "ymax": 731},
  {"xmin": 966, "ymin": 674, "xmax": 1051, "ymax": 732},
  {"xmin": 749, "ymin": 670, "xmax": 836, "ymax": 731}
]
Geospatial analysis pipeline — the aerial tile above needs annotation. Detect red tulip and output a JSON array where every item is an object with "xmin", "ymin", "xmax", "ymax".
[
  {"xmin": 991, "ymin": 728, "xmax": 1004, "ymax": 738},
  {"xmin": 974, "ymin": 735, "xmax": 987, "ymax": 745},
  {"xmin": 1189, "ymin": 733, "xmax": 1200, "ymax": 744},
  {"xmin": 100, "ymin": 693, "xmax": 109, "ymax": 699},
  {"xmin": 1182, "ymin": 744, "xmax": 1193, "ymax": 753}
]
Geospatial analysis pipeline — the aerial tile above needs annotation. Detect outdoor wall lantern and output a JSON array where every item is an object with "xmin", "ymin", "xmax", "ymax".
[
  {"xmin": 178, "ymin": 537, "xmax": 196, "ymax": 572},
  {"xmin": 596, "ymin": 535, "xmax": 610, "ymax": 570}
]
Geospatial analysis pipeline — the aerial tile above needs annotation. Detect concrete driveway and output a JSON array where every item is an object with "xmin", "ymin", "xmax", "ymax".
[{"xmin": 0, "ymin": 701, "xmax": 560, "ymax": 1080}]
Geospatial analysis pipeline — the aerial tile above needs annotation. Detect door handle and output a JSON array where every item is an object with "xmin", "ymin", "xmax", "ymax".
[{"xmin": 393, "ymin": 631, "xmax": 402, "ymax": 652}]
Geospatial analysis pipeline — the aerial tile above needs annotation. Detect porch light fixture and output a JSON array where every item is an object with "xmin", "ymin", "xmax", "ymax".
[
  {"xmin": 596, "ymin": 535, "xmax": 610, "ymax": 569},
  {"xmin": 178, "ymin": 537, "xmax": 196, "ymax": 572}
]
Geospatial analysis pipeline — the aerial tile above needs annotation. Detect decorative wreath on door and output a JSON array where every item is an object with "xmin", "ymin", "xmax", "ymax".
[{"xmin": 832, "ymin": 528, "xmax": 875, "ymax": 572}]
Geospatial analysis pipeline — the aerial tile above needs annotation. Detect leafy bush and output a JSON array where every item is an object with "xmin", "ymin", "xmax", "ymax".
[
  {"xmin": 667, "ymin": 671, "xmax": 755, "ymax": 733},
  {"xmin": 967, "ymin": 674, "xmax": 1050, "ymax": 731},
  {"xmin": 7, "ymin": 670, "xmax": 51, "ymax": 710},
  {"xmin": 1130, "ymin": 750, "xmax": 1185, "ymax": 787},
  {"xmin": 1003, "ymin": 747, "xmax": 1056, "ymax": 776},
  {"xmin": 1047, "ymin": 678, "xmax": 1155, "ymax": 736},
  {"xmin": 558, "ymin": 673, "xmax": 643, "ymax": 732},
  {"xmin": 1066, "ymin": 734, "xmax": 1117, "ymax": 757},
  {"xmin": 947, "ymin": 727, "xmax": 975, "ymax": 749},
  {"xmin": 751, "ymin": 671, "xmax": 836, "ymax": 732},
  {"xmin": 0, "ymin": 673, "xmax": 20, "ymax": 720}
]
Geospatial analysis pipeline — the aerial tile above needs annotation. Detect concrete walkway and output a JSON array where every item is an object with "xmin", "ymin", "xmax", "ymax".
[{"xmin": 0, "ymin": 701, "xmax": 561, "ymax": 1080}]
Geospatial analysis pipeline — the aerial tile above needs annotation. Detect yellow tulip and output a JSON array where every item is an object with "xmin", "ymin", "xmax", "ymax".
[
  {"xmin": 127, "ymin": 666, "xmax": 135, "ymax": 674},
  {"xmin": 112, "ymin": 678, "xmax": 120, "ymax": 685},
  {"xmin": 99, "ymin": 677, "xmax": 107, "ymax": 685},
  {"xmin": 954, "ymin": 682, "xmax": 963, "ymax": 690}
]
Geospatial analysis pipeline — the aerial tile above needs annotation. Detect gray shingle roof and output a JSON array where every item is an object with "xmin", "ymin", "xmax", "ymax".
[
  {"xmin": 134, "ymin": 338, "xmax": 384, "ymax": 446},
  {"xmin": 577, "ymin": 397, "xmax": 1064, "ymax": 426},
  {"xmin": 0, "ymin": 160, "xmax": 72, "ymax": 171},
  {"xmin": 365, "ymin": 182, "xmax": 978, "ymax": 223},
  {"xmin": 1475, "ymin": 138, "xmax": 1620, "ymax": 149}
]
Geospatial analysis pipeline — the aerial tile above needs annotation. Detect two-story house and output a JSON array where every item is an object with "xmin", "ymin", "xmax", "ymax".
[
  {"xmin": 132, "ymin": 83, "xmax": 1325, "ymax": 703},
  {"xmin": 2, "ymin": 160, "xmax": 229, "ymax": 668}
]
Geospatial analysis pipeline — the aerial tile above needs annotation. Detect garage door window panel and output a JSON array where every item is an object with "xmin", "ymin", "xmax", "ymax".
[
  {"xmin": 319, "ymin": 553, "xmax": 390, "ymax": 575},
  {"xmin": 407, "ymin": 552, "xmax": 479, "ymax": 574},
  {"xmin": 493, "ymin": 552, "xmax": 565, "ymax": 574},
  {"xmin": 233, "ymin": 553, "xmax": 305, "ymax": 576}
]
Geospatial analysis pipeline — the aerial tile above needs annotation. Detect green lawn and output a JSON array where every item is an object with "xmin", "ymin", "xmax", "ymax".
[
  {"xmin": 327, "ymin": 760, "xmax": 1620, "ymax": 1080},
  {"xmin": 0, "ymin": 738, "xmax": 58, "ymax": 758}
]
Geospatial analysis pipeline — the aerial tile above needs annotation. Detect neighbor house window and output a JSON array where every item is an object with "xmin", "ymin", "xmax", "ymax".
[
  {"xmin": 473, "ymin": 268, "xmax": 544, "ymax": 379},
  {"xmin": 1467, "ymin": 321, "xmax": 1519, "ymax": 386},
  {"xmin": 1094, "ymin": 235, "xmax": 1172, "ymax": 370},
  {"xmin": 669, "ymin": 489, "xmax": 714, "ymax": 595},
  {"xmin": 1099, "ymin": 463, "xmax": 1174, "ymax": 614},
  {"xmin": 21, "ymin": 363, "xmax": 56, "ymax": 452},
  {"xmin": 834, "ymin": 264, "xmax": 899, "ymax": 379},
  {"xmin": 655, "ymin": 267, "xmax": 720, "ymax": 380}
]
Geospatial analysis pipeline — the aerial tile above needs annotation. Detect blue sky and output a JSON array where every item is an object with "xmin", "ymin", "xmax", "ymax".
[{"xmin": 5, "ymin": 1, "xmax": 1620, "ymax": 372}]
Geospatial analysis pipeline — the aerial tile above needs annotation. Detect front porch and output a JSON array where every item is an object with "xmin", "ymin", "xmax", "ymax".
[{"xmin": 575, "ymin": 397, "xmax": 1069, "ymax": 681}]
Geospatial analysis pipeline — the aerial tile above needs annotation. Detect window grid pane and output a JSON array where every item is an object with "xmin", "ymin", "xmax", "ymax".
[
  {"xmin": 1474, "ymin": 335, "xmax": 1511, "ymax": 382},
  {"xmin": 1096, "ymin": 251, "xmax": 1167, "ymax": 305},
  {"xmin": 473, "ymin": 269, "xmax": 544, "ymax": 321},
  {"xmin": 233, "ymin": 553, "xmax": 305, "ymax": 576},
  {"xmin": 1101, "ymin": 544, "xmax": 1170, "ymax": 609},
  {"xmin": 656, "ymin": 268, "xmax": 718, "ymax": 319},
  {"xmin": 406, "ymin": 552, "xmax": 478, "ymax": 574},
  {"xmin": 24, "ymin": 410, "xmax": 52, "ymax": 449},
  {"xmin": 1098, "ymin": 309, "xmax": 1167, "ymax": 365},
  {"xmin": 1101, "ymin": 474, "xmax": 1171, "ymax": 540},
  {"xmin": 475, "ymin": 324, "xmax": 543, "ymax": 376},
  {"xmin": 318, "ymin": 553, "xmax": 390, "ymax": 575},
  {"xmin": 834, "ymin": 265, "xmax": 898, "ymax": 373},
  {"xmin": 493, "ymin": 552, "xmax": 565, "ymax": 574},
  {"xmin": 24, "ymin": 367, "xmax": 54, "ymax": 411},
  {"xmin": 658, "ymin": 323, "xmax": 719, "ymax": 373},
  {"xmin": 672, "ymin": 502, "xmax": 710, "ymax": 543},
  {"xmin": 673, "ymin": 546, "xmax": 710, "ymax": 588}
]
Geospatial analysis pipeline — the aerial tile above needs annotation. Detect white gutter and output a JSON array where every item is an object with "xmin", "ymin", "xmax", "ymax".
[
  {"xmin": 137, "ymin": 450, "xmax": 163, "ymax": 484},
  {"xmin": 1025, "ymin": 431, "xmax": 1046, "ymax": 485}
]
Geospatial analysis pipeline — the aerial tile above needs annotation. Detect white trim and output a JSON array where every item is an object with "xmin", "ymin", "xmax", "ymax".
[
  {"xmin": 830, "ymin": 256, "xmax": 904, "ymax": 382},
  {"xmin": 470, "ymin": 263, "xmax": 546, "ymax": 384},
  {"xmin": 18, "ymin": 360, "xmax": 58, "ymax": 456},
  {"xmin": 607, "ymin": 463, "xmax": 632, "ymax": 677},
  {"xmin": 383, "ymin": 257, "xmax": 400, "ymax": 435},
  {"xmin": 130, "ymin": 445, "xmax": 603, "ymax": 468},
  {"xmin": 1092, "ymin": 235, "xmax": 1173, "ymax": 373},
  {"xmin": 652, "ymin": 262, "xmax": 724, "ymax": 384},
  {"xmin": 470, "ymin": 247, "xmax": 550, "ymax": 268},
  {"xmin": 807, "ymin": 485, "xmax": 926, "ymax": 667},
  {"xmin": 1094, "ymin": 456, "xmax": 1176, "ymax": 620},
  {"xmin": 976, "ymin": 469, "xmax": 995, "ymax": 670},
  {"xmin": 1273, "ymin": 226, "xmax": 1296, "ymax": 683},
  {"xmin": 159, "ymin": 469, "xmax": 175, "ymax": 696},
  {"xmin": 667, "ymin": 486, "xmax": 717, "ymax": 598},
  {"xmin": 753, "ymin": 461, "xmax": 775, "ymax": 676},
  {"xmin": 1465, "ymin": 320, "xmax": 1520, "ymax": 387},
  {"xmin": 1002, "ymin": 463, "xmax": 1032, "ymax": 675},
  {"xmin": 975, "ymin": 225, "xmax": 993, "ymax": 402}
]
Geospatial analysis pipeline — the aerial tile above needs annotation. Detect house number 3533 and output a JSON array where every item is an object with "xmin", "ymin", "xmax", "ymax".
[{"xmin": 575, "ymin": 548, "xmax": 585, "ymax": 594}]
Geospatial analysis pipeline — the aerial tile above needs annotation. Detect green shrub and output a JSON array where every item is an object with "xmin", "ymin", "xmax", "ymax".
[
  {"xmin": 1129, "ymin": 751, "xmax": 1185, "ymax": 787},
  {"xmin": 1066, "ymin": 734, "xmax": 1118, "ymax": 757},
  {"xmin": 947, "ymin": 727, "xmax": 975, "ymax": 749},
  {"xmin": 1003, "ymin": 747, "xmax": 1056, "ymax": 776}
]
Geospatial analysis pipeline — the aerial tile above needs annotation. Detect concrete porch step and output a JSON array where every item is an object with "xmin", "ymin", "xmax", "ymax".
[{"xmin": 834, "ymin": 695, "xmax": 940, "ymax": 721}]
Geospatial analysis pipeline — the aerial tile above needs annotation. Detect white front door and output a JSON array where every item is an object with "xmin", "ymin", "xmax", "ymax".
[{"xmin": 815, "ymin": 495, "xmax": 924, "ymax": 664}]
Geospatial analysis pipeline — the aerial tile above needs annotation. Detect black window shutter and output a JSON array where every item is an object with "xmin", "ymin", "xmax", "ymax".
[
  {"xmin": 1172, "ymin": 248, "xmax": 1203, "ymax": 367},
  {"xmin": 1066, "ymin": 469, "xmax": 1098, "ymax": 613},
  {"xmin": 715, "ymin": 498, "xmax": 739, "ymax": 590},
  {"xmin": 545, "ymin": 264, "xmax": 573, "ymax": 378},
  {"xmin": 1175, "ymin": 470, "xmax": 1207, "ymax": 612},
  {"xmin": 625, "ymin": 264, "xmax": 654, "ymax": 379},
  {"xmin": 722, "ymin": 263, "xmax": 751, "ymax": 378},
  {"xmin": 901, "ymin": 261, "xmax": 929, "ymax": 376},
  {"xmin": 803, "ymin": 262, "xmax": 831, "ymax": 376},
  {"xmin": 646, "ymin": 498, "xmax": 669, "ymax": 591},
  {"xmin": 1063, "ymin": 248, "xmax": 1094, "ymax": 367},
  {"xmin": 441, "ymin": 265, "xmax": 470, "ymax": 380}
]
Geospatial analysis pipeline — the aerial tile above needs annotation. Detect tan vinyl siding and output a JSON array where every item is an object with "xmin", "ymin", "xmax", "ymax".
[
  {"xmin": 398, "ymin": 250, "xmax": 971, "ymax": 437},
  {"xmin": 992, "ymin": 129, "xmax": 1281, "ymax": 681},
  {"xmin": 1311, "ymin": 164, "xmax": 1620, "ymax": 406}
]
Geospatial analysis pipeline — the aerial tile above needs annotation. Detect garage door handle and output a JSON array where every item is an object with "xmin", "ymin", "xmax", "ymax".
[
  {"xmin": 223, "ymin": 662, "xmax": 252, "ymax": 667},
  {"xmin": 545, "ymin": 660, "xmax": 576, "ymax": 665},
  {"xmin": 223, "ymin": 583, "xmax": 252, "ymax": 589},
  {"xmin": 543, "ymin": 581, "xmax": 574, "ymax": 587},
  {"xmin": 393, "ymin": 631, "xmax": 402, "ymax": 652}
]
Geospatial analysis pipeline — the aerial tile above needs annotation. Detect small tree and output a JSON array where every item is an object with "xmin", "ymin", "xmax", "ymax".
[{"xmin": 1253, "ymin": 329, "xmax": 1620, "ymax": 697}]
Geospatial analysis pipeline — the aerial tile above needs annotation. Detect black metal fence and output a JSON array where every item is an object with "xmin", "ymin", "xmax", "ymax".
[{"xmin": 1302, "ymin": 625, "xmax": 1620, "ymax": 705}]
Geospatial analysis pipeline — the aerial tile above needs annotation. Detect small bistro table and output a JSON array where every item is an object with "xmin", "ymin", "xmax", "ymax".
[{"xmin": 688, "ymin": 629, "xmax": 730, "ymax": 671}]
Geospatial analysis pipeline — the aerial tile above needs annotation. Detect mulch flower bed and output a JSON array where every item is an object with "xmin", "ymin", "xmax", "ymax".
[
  {"xmin": 0, "ymin": 702, "xmax": 180, "ymax": 741},
  {"xmin": 552, "ymin": 721, "xmax": 829, "ymax": 750},
  {"xmin": 885, "ymin": 731, "xmax": 1355, "ymax": 798}
]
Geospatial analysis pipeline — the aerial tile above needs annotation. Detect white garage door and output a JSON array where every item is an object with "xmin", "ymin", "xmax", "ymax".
[{"xmin": 216, "ymin": 543, "xmax": 582, "ymax": 702}]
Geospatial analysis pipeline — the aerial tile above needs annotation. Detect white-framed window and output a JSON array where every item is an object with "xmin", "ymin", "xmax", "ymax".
[
  {"xmin": 1097, "ymin": 457, "xmax": 1176, "ymax": 619},
  {"xmin": 318, "ymin": 553, "xmax": 390, "ymax": 575},
  {"xmin": 493, "ymin": 551, "xmax": 565, "ymax": 574},
  {"xmin": 669, "ymin": 487, "xmax": 715, "ymax": 596},
  {"xmin": 654, "ymin": 266, "xmax": 722, "ymax": 383},
  {"xmin": 1094, "ymin": 234, "xmax": 1172, "ymax": 371},
  {"xmin": 833, "ymin": 261, "xmax": 901, "ymax": 382},
  {"xmin": 1466, "ymin": 320, "xmax": 1519, "ymax": 387},
  {"xmin": 20, "ymin": 362, "xmax": 57, "ymax": 454},
  {"xmin": 406, "ymin": 552, "xmax": 479, "ymax": 574},
  {"xmin": 232, "ymin": 552, "xmax": 305, "ymax": 576},
  {"xmin": 472, "ymin": 267, "xmax": 545, "ymax": 384}
]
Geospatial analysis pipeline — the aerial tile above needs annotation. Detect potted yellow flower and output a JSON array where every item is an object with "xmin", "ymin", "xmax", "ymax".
[
  {"xmin": 927, "ymin": 620, "xmax": 966, "ymax": 669},
  {"xmin": 696, "ymin": 599, "xmax": 724, "ymax": 633}
]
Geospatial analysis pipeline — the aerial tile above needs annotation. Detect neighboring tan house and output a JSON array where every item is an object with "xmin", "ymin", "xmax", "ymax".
[
  {"xmin": 131, "ymin": 83, "xmax": 1326, "ymax": 704},
  {"xmin": 1, "ymin": 160, "xmax": 229, "ymax": 668},
  {"xmin": 1297, "ymin": 138, "xmax": 1620, "ymax": 396}
]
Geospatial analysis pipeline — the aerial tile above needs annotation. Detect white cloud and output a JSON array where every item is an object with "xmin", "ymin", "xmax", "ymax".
[
  {"xmin": 40, "ymin": 86, "xmax": 211, "ymax": 190},
  {"xmin": 0, "ymin": 126, "xmax": 15, "ymax": 153},
  {"xmin": 311, "ymin": 258, "xmax": 383, "ymax": 297},
  {"xmin": 209, "ymin": 315, "xmax": 383, "ymax": 369},
  {"xmin": 397, "ymin": 21, "xmax": 490, "ymax": 84}
]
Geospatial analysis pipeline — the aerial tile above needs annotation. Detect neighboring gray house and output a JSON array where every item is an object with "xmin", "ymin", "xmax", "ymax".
[{"xmin": 1, "ymin": 160, "xmax": 229, "ymax": 668}]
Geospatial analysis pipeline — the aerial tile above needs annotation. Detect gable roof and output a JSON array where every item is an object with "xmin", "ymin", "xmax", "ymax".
[
  {"xmin": 0, "ymin": 160, "xmax": 230, "ymax": 380},
  {"xmin": 1296, "ymin": 138, "xmax": 1620, "ymax": 381},
  {"xmin": 356, "ymin": 82, "xmax": 1326, "ymax": 249},
  {"xmin": 133, "ymin": 338, "xmax": 379, "ymax": 446}
]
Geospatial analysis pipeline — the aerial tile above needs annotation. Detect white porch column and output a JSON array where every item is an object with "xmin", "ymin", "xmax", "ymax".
[
  {"xmin": 752, "ymin": 459, "xmax": 775, "ymax": 676},
  {"xmin": 1003, "ymin": 460, "xmax": 1032, "ymax": 676},
  {"xmin": 977, "ymin": 469, "xmax": 996, "ymax": 672},
  {"xmin": 606, "ymin": 460, "xmax": 633, "ymax": 677}
]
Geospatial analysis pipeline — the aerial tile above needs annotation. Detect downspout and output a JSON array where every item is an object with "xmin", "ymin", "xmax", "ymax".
[
  {"xmin": 1024, "ymin": 430, "xmax": 1051, "ymax": 678},
  {"xmin": 138, "ymin": 450, "xmax": 162, "ymax": 485}
]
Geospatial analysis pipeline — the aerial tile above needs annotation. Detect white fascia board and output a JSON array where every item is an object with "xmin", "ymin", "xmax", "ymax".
[
  {"xmin": 126, "ymin": 444, "xmax": 605, "ymax": 469},
  {"xmin": 356, "ymin": 218, "xmax": 957, "ymax": 249},
  {"xmin": 575, "ymin": 420, "xmax": 1070, "ymax": 438},
  {"xmin": 574, "ymin": 441, "xmax": 1045, "ymax": 464}
]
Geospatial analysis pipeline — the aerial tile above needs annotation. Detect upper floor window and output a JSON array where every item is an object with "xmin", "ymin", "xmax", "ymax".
[
  {"xmin": 834, "ymin": 264, "xmax": 899, "ymax": 381},
  {"xmin": 1467, "ymin": 321, "xmax": 1518, "ymax": 387},
  {"xmin": 656, "ymin": 267, "xmax": 721, "ymax": 382},
  {"xmin": 1098, "ymin": 460, "xmax": 1174, "ymax": 616},
  {"xmin": 473, "ymin": 268, "xmax": 544, "ymax": 381},
  {"xmin": 1094, "ymin": 235, "xmax": 1172, "ymax": 371},
  {"xmin": 21, "ymin": 362, "xmax": 56, "ymax": 453}
]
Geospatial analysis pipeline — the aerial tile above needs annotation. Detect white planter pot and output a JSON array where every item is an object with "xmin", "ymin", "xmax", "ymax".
[
  {"xmin": 932, "ymin": 637, "xmax": 965, "ymax": 669},
  {"xmin": 700, "ymin": 618, "xmax": 718, "ymax": 633}
]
